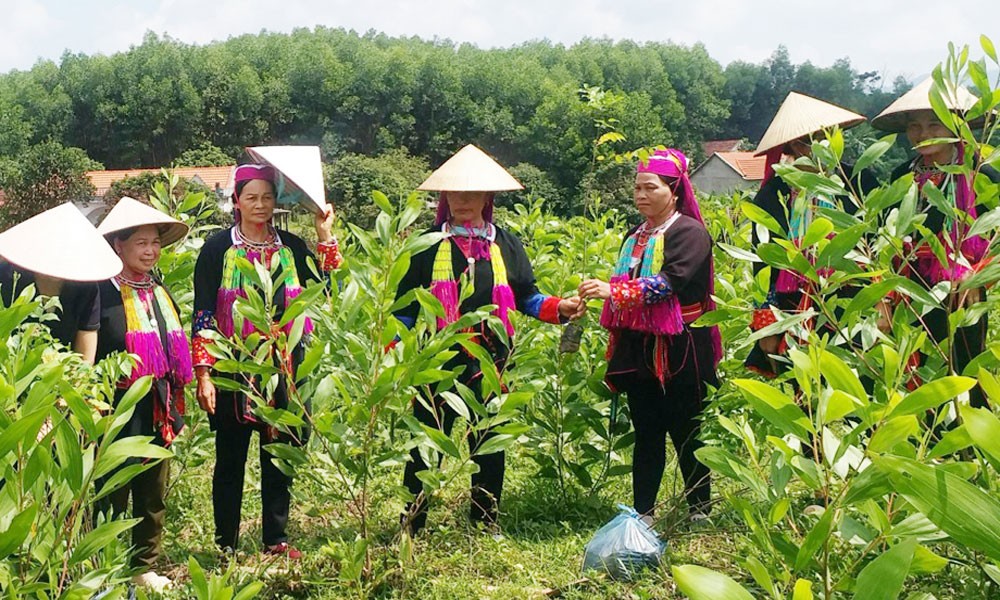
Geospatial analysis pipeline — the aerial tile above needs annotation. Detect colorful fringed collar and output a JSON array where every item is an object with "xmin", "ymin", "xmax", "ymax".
[
  {"xmin": 600, "ymin": 217, "xmax": 684, "ymax": 337},
  {"xmin": 908, "ymin": 155, "xmax": 987, "ymax": 284},
  {"xmin": 429, "ymin": 223, "xmax": 517, "ymax": 336},
  {"xmin": 115, "ymin": 276, "xmax": 192, "ymax": 444},
  {"xmin": 216, "ymin": 226, "xmax": 312, "ymax": 338}
]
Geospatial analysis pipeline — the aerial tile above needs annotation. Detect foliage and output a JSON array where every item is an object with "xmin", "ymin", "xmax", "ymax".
[
  {"xmin": 324, "ymin": 149, "xmax": 430, "ymax": 228},
  {"xmin": 0, "ymin": 30, "xmax": 909, "ymax": 218},
  {"xmin": 673, "ymin": 37, "xmax": 1000, "ymax": 599},
  {"xmin": 174, "ymin": 142, "xmax": 236, "ymax": 167},
  {"xmin": 0, "ymin": 290, "xmax": 172, "ymax": 597},
  {"xmin": 0, "ymin": 140, "xmax": 99, "ymax": 230}
]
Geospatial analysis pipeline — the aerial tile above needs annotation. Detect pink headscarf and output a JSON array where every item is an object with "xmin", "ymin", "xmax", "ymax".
[
  {"xmin": 232, "ymin": 164, "xmax": 277, "ymax": 224},
  {"xmin": 637, "ymin": 148, "xmax": 723, "ymax": 367},
  {"xmin": 637, "ymin": 149, "xmax": 706, "ymax": 227}
]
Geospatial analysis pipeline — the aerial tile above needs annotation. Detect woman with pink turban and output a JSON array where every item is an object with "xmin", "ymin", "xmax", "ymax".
[
  {"xmin": 192, "ymin": 163, "xmax": 342, "ymax": 558},
  {"xmin": 579, "ymin": 148, "xmax": 722, "ymax": 521}
]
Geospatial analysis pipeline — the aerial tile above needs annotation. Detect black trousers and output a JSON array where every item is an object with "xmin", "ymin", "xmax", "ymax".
[
  {"xmin": 213, "ymin": 425, "xmax": 291, "ymax": 549},
  {"xmin": 402, "ymin": 379, "xmax": 504, "ymax": 530},
  {"xmin": 620, "ymin": 375, "xmax": 711, "ymax": 516},
  {"xmin": 108, "ymin": 459, "xmax": 170, "ymax": 568},
  {"xmin": 923, "ymin": 307, "xmax": 988, "ymax": 408}
]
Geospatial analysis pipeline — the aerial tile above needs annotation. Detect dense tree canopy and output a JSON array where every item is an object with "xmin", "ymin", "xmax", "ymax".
[{"xmin": 0, "ymin": 29, "xmax": 912, "ymax": 219}]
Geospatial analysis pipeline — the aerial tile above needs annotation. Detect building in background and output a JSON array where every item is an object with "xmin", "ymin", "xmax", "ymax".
[{"xmin": 690, "ymin": 151, "xmax": 766, "ymax": 195}]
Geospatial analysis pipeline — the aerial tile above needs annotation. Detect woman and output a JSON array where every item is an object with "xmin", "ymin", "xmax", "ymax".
[
  {"xmin": 0, "ymin": 203, "xmax": 122, "ymax": 363},
  {"xmin": 192, "ymin": 163, "xmax": 341, "ymax": 558},
  {"xmin": 95, "ymin": 197, "xmax": 192, "ymax": 591},
  {"xmin": 395, "ymin": 144, "xmax": 585, "ymax": 533},
  {"xmin": 579, "ymin": 148, "xmax": 721, "ymax": 520},
  {"xmin": 872, "ymin": 77, "xmax": 1000, "ymax": 407},
  {"xmin": 744, "ymin": 92, "xmax": 877, "ymax": 377}
]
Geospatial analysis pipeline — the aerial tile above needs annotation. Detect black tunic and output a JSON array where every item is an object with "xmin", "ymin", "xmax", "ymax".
[
  {"xmin": 394, "ymin": 226, "xmax": 551, "ymax": 380},
  {"xmin": 744, "ymin": 163, "xmax": 877, "ymax": 375},
  {"xmin": 96, "ymin": 279, "xmax": 185, "ymax": 445},
  {"xmin": 192, "ymin": 228, "xmax": 318, "ymax": 431},
  {"xmin": 604, "ymin": 214, "xmax": 718, "ymax": 389},
  {"xmin": 0, "ymin": 261, "xmax": 100, "ymax": 347}
]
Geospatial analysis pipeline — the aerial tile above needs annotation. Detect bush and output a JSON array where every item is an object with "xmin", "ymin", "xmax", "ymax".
[
  {"xmin": 325, "ymin": 149, "xmax": 430, "ymax": 228},
  {"xmin": 0, "ymin": 141, "xmax": 100, "ymax": 230}
]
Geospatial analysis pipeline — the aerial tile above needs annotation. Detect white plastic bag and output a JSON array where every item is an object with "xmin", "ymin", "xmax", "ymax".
[{"xmin": 582, "ymin": 504, "xmax": 665, "ymax": 581}]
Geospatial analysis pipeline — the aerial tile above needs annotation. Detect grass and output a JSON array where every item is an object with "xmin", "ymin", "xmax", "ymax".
[{"xmin": 140, "ymin": 413, "xmax": 749, "ymax": 599}]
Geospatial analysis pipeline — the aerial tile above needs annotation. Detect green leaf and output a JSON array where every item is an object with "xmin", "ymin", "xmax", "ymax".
[
  {"xmin": 732, "ymin": 379, "xmax": 813, "ymax": 438},
  {"xmin": 793, "ymin": 578, "xmax": 814, "ymax": 600},
  {"xmin": 420, "ymin": 425, "xmax": 461, "ymax": 459},
  {"xmin": 820, "ymin": 350, "xmax": 868, "ymax": 405},
  {"xmin": 69, "ymin": 518, "xmax": 140, "ymax": 565},
  {"xmin": 0, "ymin": 504, "xmax": 37, "ymax": 558},
  {"xmin": 910, "ymin": 544, "xmax": 948, "ymax": 574},
  {"xmin": 671, "ymin": 565, "xmax": 754, "ymax": 600},
  {"xmin": 796, "ymin": 508, "xmax": 835, "ymax": 570},
  {"xmin": 889, "ymin": 376, "xmax": 977, "ymax": 418},
  {"xmin": 854, "ymin": 136, "xmax": 897, "ymax": 176},
  {"xmin": 982, "ymin": 34, "xmax": 998, "ymax": 63},
  {"xmin": 0, "ymin": 407, "xmax": 49, "ymax": 460},
  {"xmin": 851, "ymin": 538, "xmax": 916, "ymax": 600},
  {"xmin": 741, "ymin": 201, "xmax": 783, "ymax": 235},
  {"xmin": 869, "ymin": 416, "xmax": 918, "ymax": 453},
  {"xmin": 959, "ymin": 405, "xmax": 1000, "ymax": 470},
  {"xmin": 875, "ymin": 456, "xmax": 1000, "ymax": 561},
  {"xmin": 473, "ymin": 434, "xmax": 515, "ymax": 457}
]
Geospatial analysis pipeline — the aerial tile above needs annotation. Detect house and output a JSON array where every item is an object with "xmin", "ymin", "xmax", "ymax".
[
  {"xmin": 690, "ymin": 151, "xmax": 766, "ymax": 195},
  {"xmin": 87, "ymin": 166, "xmax": 234, "ymax": 200},
  {"xmin": 701, "ymin": 139, "xmax": 742, "ymax": 157}
]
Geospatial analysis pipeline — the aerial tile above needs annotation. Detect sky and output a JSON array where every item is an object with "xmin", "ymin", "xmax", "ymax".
[{"xmin": 2, "ymin": 0, "xmax": 996, "ymax": 82}]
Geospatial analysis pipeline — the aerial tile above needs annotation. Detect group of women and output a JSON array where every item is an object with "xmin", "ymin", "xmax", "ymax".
[{"xmin": 0, "ymin": 76, "xmax": 994, "ymax": 589}]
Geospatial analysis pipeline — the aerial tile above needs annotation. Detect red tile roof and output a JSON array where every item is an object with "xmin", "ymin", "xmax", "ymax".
[
  {"xmin": 87, "ymin": 166, "xmax": 234, "ymax": 196},
  {"xmin": 713, "ymin": 151, "xmax": 766, "ymax": 181},
  {"xmin": 701, "ymin": 139, "xmax": 741, "ymax": 157}
]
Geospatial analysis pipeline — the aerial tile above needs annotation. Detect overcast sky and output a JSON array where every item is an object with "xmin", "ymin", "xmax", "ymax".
[{"xmin": 2, "ymin": 0, "xmax": 995, "ymax": 83}]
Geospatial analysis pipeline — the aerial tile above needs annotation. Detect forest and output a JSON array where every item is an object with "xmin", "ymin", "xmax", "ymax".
[{"xmin": 0, "ymin": 28, "xmax": 910, "ymax": 224}]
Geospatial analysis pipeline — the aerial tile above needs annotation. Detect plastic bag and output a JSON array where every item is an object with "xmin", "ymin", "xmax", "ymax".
[{"xmin": 582, "ymin": 504, "xmax": 665, "ymax": 581}]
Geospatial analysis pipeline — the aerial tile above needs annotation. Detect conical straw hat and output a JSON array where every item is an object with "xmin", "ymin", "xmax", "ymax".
[
  {"xmin": 98, "ymin": 197, "xmax": 189, "ymax": 247},
  {"xmin": 0, "ymin": 203, "xmax": 122, "ymax": 281},
  {"xmin": 755, "ymin": 92, "xmax": 866, "ymax": 155},
  {"xmin": 245, "ymin": 145, "xmax": 326, "ymax": 215},
  {"xmin": 871, "ymin": 77, "xmax": 979, "ymax": 132},
  {"xmin": 418, "ymin": 145, "xmax": 523, "ymax": 192}
]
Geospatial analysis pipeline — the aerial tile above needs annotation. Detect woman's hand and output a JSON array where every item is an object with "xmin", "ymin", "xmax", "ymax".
[
  {"xmin": 757, "ymin": 334, "xmax": 782, "ymax": 356},
  {"xmin": 196, "ymin": 367, "xmax": 216, "ymax": 415},
  {"xmin": 578, "ymin": 279, "xmax": 611, "ymax": 301},
  {"xmin": 315, "ymin": 204, "xmax": 334, "ymax": 243},
  {"xmin": 558, "ymin": 296, "xmax": 587, "ymax": 320}
]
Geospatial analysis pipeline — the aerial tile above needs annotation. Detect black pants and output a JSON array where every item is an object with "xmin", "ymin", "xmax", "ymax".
[
  {"xmin": 621, "ymin": 376, "xmax": 711, "ymax": 516},
  {"xmin": 402, "ymin": 380, "xmax": 504, "ymax": 530},
  {"xmin": 923, "ymin": 307, "xmax": 988, "ymax": 408},
  {"xmin": 108, "ymin": 459, "xmax": 170, "ymax": 568},
  {"xmin": 213, "ymin": 425, "xmax": 291, "ymax": 549}
]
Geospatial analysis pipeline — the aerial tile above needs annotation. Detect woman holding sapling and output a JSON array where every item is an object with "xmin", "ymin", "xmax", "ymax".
[{"xmin": 579, "ymin": 148, "xmax": 721, "ymax": 521}]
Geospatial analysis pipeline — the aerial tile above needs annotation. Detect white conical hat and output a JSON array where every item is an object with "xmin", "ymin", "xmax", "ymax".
[
  {"xmin": 98, "ymin": 197, "xmax": 189, "ymax": 247},
  {"xmin": 418, "ymin": 145, "xmax": 523, "ymax": 192},
  {"xmin": 245, "ymin": 145, "xmax": 326, "ymax": 214},
  {"xmin": 871, "ymin": 77, "xmax": 980, "ymax": 132},
  {"xmin": 755, "ymin": 92, "xmax": 866, "ymax": 155},
  {"xmin": 0, "ymin": 203, "xmax": 122, "ymax": 281}
]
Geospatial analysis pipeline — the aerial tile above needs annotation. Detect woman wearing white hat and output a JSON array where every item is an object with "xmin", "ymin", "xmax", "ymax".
[
  {"xmin": 0, "ymin": 203, "xmax": 122, "ymax": 363},
  {"xmin": 395, "ymin": 144, "xmax": 585, "ymax": 533},
  {"xmin": 872, "ymin": 78, "xmax": 1000, "ymax": 407},
  {"xmin": 192, "ymin": 157, "xmax": 341, "ymax": 559},
  {"xmin": 95, "ymin": 197, "xmax": 193, "ymax": 592},
  {"xmin": 745, "ymin": 92, "xmax": 878, "ymax": 378}
]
